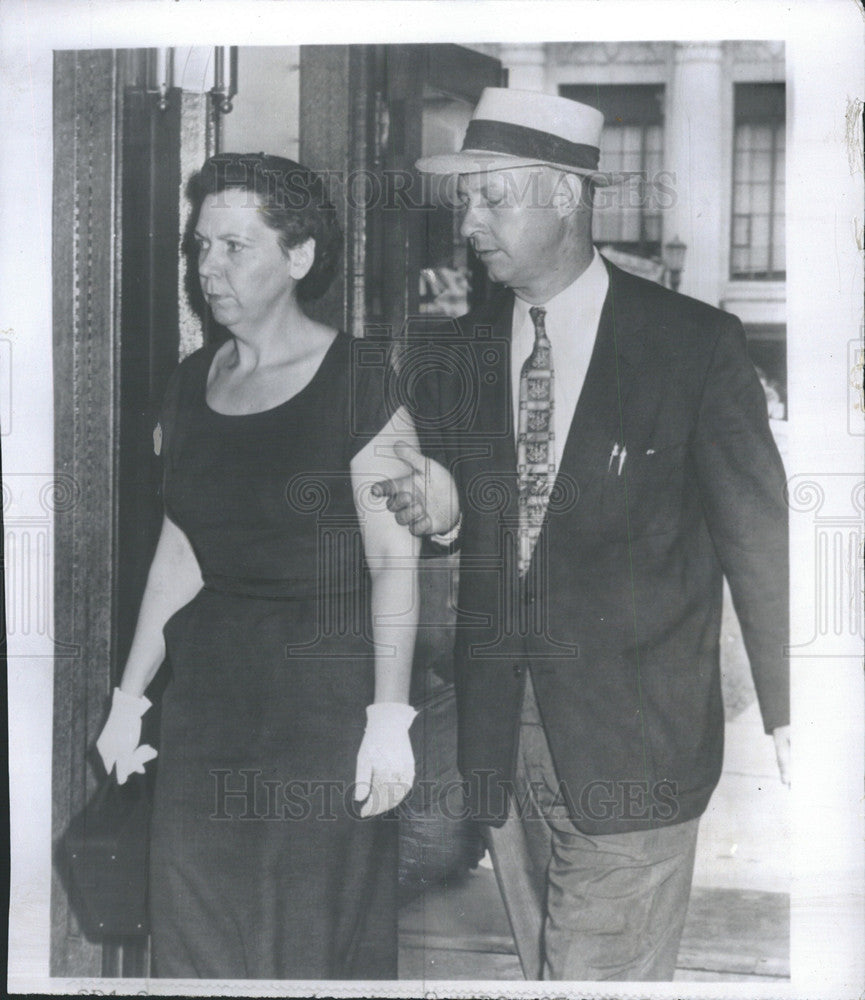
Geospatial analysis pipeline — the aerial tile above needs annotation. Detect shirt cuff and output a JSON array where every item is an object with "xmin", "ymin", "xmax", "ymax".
[{"xmin": 430, "ymin": 513, "xmax": 462, "ymax": 546}]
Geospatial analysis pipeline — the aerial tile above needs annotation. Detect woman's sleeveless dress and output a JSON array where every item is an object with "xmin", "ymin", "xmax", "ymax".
[{"xmin": 148, "ymin": 332, "xmax": 398, "ymax": 979}]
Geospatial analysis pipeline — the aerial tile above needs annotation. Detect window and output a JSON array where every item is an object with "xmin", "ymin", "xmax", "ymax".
[
  {"xmin": 559, "ymin": 84, "xmax": 665, "ymax": 258},
  {"xmin": 730, "ymin": 83, "xmax": 785, "ymax": 280}
]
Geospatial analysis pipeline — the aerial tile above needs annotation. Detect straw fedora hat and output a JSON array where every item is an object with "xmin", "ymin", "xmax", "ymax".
[{"xmin": 416, "ymin": 87, "xmax": 616, "ymax": 185}]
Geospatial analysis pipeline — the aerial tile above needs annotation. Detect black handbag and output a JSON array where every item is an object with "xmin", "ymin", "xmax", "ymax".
[
  {"xmin": 398, "ymin": 682, "xmax": 485, "ymax": 902},
  {"xmin": 62, "ymin": 773, "xmax": 151, "ymax": 939}
]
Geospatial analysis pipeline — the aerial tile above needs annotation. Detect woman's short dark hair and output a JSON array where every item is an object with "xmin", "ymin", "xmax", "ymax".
[{"xmin": 187, "ymin": 153, "xmax": 342, "ymax": 301}]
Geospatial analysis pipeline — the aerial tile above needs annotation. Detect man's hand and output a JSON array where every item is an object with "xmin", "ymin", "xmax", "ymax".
[
  {"xmin": 772, "ymin": 724, "xmax": 790, "ymax": 787},
  {"xmin": 371, "ymin": 441, "xmax": 460, "ymax": 537}
]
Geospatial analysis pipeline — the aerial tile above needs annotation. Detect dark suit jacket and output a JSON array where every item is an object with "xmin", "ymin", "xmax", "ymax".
[{"xmin": 409, "ymin": 261, "xmax": 789, "ymax": 835}]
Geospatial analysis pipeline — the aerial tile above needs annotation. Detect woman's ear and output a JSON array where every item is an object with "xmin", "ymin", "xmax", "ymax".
[{"xmin": 286, "ymin": 237, "xmax": 316, "ymax": 281}]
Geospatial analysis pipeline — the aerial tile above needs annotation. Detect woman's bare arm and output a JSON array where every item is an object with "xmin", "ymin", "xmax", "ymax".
[
  {"xmin": 118, "ymin": 513, "xmax": 204, "ymax": 697},
  {"xmin": 350, "ymin": 405, "xmax": 421, "ymax": 705}
]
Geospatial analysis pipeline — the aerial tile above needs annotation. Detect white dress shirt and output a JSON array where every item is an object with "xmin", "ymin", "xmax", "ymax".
[
  {"xmin": 511, "ymin": 249, "xmax": 610, "ymax": 474},
  {"xmin": 431, "ymin": 251, "xmax": 609, "ymax": 545}
]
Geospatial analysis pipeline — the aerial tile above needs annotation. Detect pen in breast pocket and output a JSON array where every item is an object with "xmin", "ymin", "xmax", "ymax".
[{"xmin": 607, "ymin": 442, "xmax": 628, "ymax": 475}]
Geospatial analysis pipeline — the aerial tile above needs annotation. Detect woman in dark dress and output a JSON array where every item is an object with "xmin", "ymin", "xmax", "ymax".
[{"xmin": 95, "ymin": 154, "xmax": 420, "ymax": 979}]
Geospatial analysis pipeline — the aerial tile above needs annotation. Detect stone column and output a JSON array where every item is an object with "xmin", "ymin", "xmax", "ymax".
[{"xmin": 663, "ymin": 42, "xmax": 725, "ymax": 305}]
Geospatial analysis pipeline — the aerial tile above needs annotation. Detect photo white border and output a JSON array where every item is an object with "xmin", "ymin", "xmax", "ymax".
[{"xmin": 2, "ymin": 1, "xmax": 863, "ymax": 997}]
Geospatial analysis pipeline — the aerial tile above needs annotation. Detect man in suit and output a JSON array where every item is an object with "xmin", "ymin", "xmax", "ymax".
[{"xmin": 377, "ymin": 88, "xmax": 789, "ymax": 981}]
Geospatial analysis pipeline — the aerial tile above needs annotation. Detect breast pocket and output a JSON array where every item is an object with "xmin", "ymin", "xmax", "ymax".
[{"xmin": 599, "ymin": 439, "xmax": 687, "ymax": 542}]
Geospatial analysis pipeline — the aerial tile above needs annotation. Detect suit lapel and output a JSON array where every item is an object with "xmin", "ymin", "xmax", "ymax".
[{"xmin": 558, "ymin": 262, "xmax": 648, "ymax": 482}]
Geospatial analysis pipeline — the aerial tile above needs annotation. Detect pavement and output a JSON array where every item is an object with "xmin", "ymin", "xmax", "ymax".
[{"xmin": 693, "ymin": 699, "xmax": 791, "ymax": 894}]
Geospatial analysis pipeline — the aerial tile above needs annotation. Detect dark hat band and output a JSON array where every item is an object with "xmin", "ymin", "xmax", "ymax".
[{"xmin": 462, "ymin": 119, "xmax": 600, "ymax": 171}]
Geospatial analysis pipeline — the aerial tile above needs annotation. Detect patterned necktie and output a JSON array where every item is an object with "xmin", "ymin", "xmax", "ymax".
[{"xmin": 517, "ymin": 305, "xmax": 555, "ymax": 577}]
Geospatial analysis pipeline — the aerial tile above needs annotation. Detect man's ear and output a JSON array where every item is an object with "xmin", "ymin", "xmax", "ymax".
[
  {"xmin": 550, "ymin": 172, "xmax": 583, "ymax": 219},
  {"xmin": 286, "ymin": 237, "xmax": 316, "ymax": 281}
]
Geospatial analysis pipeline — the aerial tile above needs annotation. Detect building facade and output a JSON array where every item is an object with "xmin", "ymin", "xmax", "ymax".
[{"xmin": 477, "ymin": 40, "xmax": 787, "ymax": 415}]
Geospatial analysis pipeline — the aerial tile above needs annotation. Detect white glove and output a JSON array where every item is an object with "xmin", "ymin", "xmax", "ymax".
[
  {"xmin": 353, "ymin": 702, "xmax": 417, "ymax": 818},
  {"xmin": 95, "ymin": 688, "xmax": 158, "ymax": 784}
]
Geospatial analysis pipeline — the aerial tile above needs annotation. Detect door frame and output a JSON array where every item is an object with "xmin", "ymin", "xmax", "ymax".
[{"xmin": 51, "ymin": 48, "xmax": 211, "ymax": 978}]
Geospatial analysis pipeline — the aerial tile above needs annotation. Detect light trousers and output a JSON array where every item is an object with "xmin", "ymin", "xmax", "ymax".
[{"xmin": 484, "ymin": 671, "xmax": 700, "ymax": 981}]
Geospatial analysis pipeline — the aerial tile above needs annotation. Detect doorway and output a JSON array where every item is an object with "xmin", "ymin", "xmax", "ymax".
[{"xmin": 51, "ymin": 42, "xmax": 503, "ymax": 978}]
